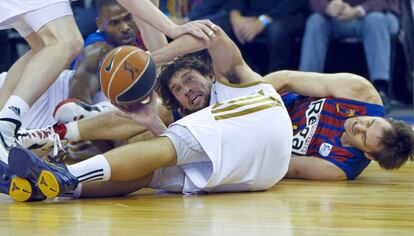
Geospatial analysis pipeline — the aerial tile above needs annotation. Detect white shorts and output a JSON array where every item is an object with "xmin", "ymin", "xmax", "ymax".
[
  {"xmin": 0, "ymin": 1, "xmax": 72, "ymax": 37},
  {"xmin": 148, "ymin": 125, "xmax": 212, "ymax": 194}
]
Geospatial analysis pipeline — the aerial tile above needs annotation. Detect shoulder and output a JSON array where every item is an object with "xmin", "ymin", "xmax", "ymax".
[
  {"xmin": 84, "ymin": 31, "xmax": 107, "ymax": 46},
  {"xmin": 78, "ymin": 42, "xmax": 114, "ymax": 70}
]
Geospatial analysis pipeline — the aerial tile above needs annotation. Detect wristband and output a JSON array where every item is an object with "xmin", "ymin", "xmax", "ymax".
[{"xmin": 258, "ymin": 15, "xmax": 271, "ymax": 27}]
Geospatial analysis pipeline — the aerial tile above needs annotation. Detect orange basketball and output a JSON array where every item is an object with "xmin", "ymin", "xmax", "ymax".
[{"xmin": 98, "ymin": 45, "xmax": 157, "ymax": 105}]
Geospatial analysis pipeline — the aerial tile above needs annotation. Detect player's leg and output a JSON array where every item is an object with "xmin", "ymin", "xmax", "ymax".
[
  {"xmin": 0, "ymin": 2, "xmax": 83, "ymax": 162},
  {"xmin": 0, "ymin": 31, "xmax": 44, "ymax": 108},
  {"xmin": 16, "ymin": 110, "xmax": 149, "ymax": 155},
  {"xmin": 78, "ymin": 173, "xmax": 154, "ymax": 198},
  {"xmin": 8, "ymin": 136, "xmax": 177, "ymax": 198},
  {"xmin": 12, "ymin": 16, "xmax": 83, "ymax": 105},
  {"xmin": 78, "ymin": 166, "xmax": 185, "ymax": 198}
]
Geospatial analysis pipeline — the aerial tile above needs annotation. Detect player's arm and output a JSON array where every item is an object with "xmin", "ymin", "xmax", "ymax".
[
  {"xmin": 78, "ymin": 100, "xmax": 174, "ymax": 141},
  {"xmin": 117, "ymin": 0, "xmax": 214, "ymax": 40},
  {"xmin": 151, "ymin": 26, "xmax": 260, "ymax": 83},
  {"xmin": 69, "ymin": 43, "xmax": 113, "ymax": 104},
  {"xmin": 132, "ymin": 0, "xmax": 168, "ymax": 53},
  {"xmin": 285, "ymin": 155, "xmax": 347, "ymax": 180},
  {"xmin": 264, "ymin": 70, "xmax": 382, "ymax": 105}
]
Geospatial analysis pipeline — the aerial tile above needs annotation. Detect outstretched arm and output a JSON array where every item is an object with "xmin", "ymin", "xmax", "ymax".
[
  {"xmin": 151, "ymin": 26, "xmax": 261, "ymax": 84},
  {"xmin": 264, "ymin": 70, "xmax": 382, "ymax": 104},
  {"xmin": 286, "ymin": 155, "xmax": 347, "ymax": 180},
  {"xmin": 131, "ymin": 0, "xmax": 168, "ymax": 53},
  {"xmin": 117, "ymin": 0, "xmax": 216, "ymax": 40}
]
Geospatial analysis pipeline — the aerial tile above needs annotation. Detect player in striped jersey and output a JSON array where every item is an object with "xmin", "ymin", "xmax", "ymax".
[{"xmin": 264, "ymin": 70, "xmax": 414, "ymax": 180}]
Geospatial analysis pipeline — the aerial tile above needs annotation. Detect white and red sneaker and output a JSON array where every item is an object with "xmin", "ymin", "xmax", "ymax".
[
  {"xmin": 16, "ymin": 124, "xmax": 67, "ymax": 157},
  {"xmin": 53, "ymin": 99, "xmax": 113, "ymax": 124}
]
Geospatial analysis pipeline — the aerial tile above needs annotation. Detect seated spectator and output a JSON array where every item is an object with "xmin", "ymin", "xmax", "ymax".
[
  {"xmin": 218, "ymin": 0, "xmax": 308, "ymax": 74},
  {"xmin": 299, "ymin": 0, "xmax": 400, "ymax": 111}
]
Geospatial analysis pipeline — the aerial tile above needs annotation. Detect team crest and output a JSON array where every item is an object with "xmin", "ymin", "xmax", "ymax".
[{"xmin": 319, "ymin": 142, "xmax": 333, "ymax": 157}]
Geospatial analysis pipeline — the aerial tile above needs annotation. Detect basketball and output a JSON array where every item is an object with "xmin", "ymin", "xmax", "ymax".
[{"xmin": 98, "ymin": 45, "xmax": 157, "ymax": 105}]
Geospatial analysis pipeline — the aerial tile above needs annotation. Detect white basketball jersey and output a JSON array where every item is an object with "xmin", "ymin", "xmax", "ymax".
[{"xmin": 171, "ymin": 81, "xmax": 293, "ymax": 193}]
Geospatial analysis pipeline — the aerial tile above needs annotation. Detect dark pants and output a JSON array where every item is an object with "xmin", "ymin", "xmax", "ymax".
[{"xmin": 210, "ymin": 12, "xmax": 306, "ymax": 74}]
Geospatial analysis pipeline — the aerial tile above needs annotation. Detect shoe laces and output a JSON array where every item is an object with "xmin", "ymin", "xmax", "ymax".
[
  {"xmin": 16, "ymin": 127, "xmax": 66, "ymax": 156},
  {"xmin": 51, "ymin": 133, "xmax": 65, "ymax": 157}
]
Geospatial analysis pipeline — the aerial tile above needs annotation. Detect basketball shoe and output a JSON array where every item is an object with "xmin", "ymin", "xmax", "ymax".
[
  {"xmin": 0, "ymin": 160, "xmax": 46, "ymax": 202},
  {"xmin": 8, "ymin": 147, "xmax": 78, "ymax": 198},
  {"xmin": 16, "ymin": 124, "xmax": 67, "ymax": 157},
  {"xmin": 53, "ymin": 99, "xmax": 113, "ymax": 124},
  {"xmin": 0, "ymin": 118, "xmax": 21, "ymax": 163}
]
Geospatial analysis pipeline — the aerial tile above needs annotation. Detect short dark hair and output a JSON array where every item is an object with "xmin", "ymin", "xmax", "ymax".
[
  {"xmin": 155, "ymin": 50, "xmax": 213, "ymax": 110},
  {"xmin": 372, "ymin": 119, "xmax": 414, "ymax": 169},
  {"xmin": 95, "ymin": 0, "xmax": 119, "ymax": 16}
]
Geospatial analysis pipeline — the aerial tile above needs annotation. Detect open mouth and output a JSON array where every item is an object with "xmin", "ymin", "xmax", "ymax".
[
  {"xmin": 190, "ymin": 94, "xmax": 201, "ymax": 106},
  {"xmin": 121, "ymin": 34, "xmax": 133, "ymax": 43}
]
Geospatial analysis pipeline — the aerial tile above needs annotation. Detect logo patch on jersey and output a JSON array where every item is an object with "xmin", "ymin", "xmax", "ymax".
[
  {"xmin": 319, "ymin": 142, "xmax": 333, "ymax": 157},
  {"xmin": 292, "ymin": 98, "xmax": 326, "ymax": 155},
  {"xmin": 336, "ymin": 104, "xmax": 355, "ymax": 117}
]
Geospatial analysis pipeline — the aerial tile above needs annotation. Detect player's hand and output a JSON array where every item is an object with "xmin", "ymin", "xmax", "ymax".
[
  {"xmin": 114, "ymin": 92, "xmax": 160, "ymax": 128},
  {"xmin": 168, "ymin": 19, "xmax": 219, "ymax": 40}
]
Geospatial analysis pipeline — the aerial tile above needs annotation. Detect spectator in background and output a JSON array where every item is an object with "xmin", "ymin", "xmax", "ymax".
[
  {"xmin": 299, "ymin": 0, "xmax": 400, "ymax": 111},
  {"xmin": 224, "ymin": 0, "xmax": 308, "ymax": 74}
]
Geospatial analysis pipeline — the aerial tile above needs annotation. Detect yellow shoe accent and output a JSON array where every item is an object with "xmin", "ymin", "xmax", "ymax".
[
  {"xmin": 38, "ymin": 170, "xmax": 60, "ymax": 198},
  {"xmin": 9, "ymin": 177, "xmax": 32, "ymax": 202}
]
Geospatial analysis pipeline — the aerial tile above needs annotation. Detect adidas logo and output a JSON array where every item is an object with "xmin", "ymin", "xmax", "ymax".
[{"xmin": 8, "ymin": 106, "xmax": 21, "ymax": 117}]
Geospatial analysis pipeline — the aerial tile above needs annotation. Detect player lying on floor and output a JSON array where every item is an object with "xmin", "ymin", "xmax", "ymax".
[
  {"xmin": 3, "ymin": 24, "xmax": 296, "ymax": 202},
  {"xmin": 15, "ymin": 51, "xmax": 414, "ymax": 183}
]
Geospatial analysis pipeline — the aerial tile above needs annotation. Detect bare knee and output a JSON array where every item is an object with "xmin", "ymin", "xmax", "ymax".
[
  {"xmin": 58, "ymin": 33, "xmax": 84, "ymax": 61},
  {"xmin": 39, "ymin": 28, "xmax": 84, "ymax": 61}
]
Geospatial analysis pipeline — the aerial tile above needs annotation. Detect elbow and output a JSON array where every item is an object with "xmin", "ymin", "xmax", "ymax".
[
  {"xmin": 344, "ymin": 73, "xmax": 375, "ymax": 97},
  {"xmin": 263, "ymin": 70, "xmax": 291, "ymax": 92}
]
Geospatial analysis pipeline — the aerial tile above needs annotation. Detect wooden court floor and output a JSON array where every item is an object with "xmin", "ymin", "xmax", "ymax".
[{"xmin": 0, "ymin": 162, "xmax": 413, "ymax": 235}]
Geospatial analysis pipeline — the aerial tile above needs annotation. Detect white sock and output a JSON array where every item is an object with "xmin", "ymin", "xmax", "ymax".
[
  {"xmin": 0, "ymin": 95, "xmax": 29, "ymax": 121},
  {"xmin": 65, "ymin": 122, "xmax": 80, "ymax": 142},
  {"xmin": 67, "ymin": 154, "xmax": 111, "ymax": 183}
]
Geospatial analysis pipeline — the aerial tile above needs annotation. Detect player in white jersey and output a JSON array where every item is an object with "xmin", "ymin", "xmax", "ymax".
[
  {"xmin": 5, "ymin": 24, "xmax": 293, "ymax": 201},
  {"xmin": 0, "ymin": 0, "xmax": 221, "ymax": 165},
  {"xmin": 0, "ymin": 0, "xmax": 83, "ymax": 163}
]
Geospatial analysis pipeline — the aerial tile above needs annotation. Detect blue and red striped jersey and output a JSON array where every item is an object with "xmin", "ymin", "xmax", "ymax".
[{"xmin": 282, "ymin": 93, "xmax": 385, "ymax": 179}]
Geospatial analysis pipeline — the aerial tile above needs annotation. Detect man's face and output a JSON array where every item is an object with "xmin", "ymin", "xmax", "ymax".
[
  {"xmin": 341, "ymin": 116, "xmax": 392, "ymax": 155},
  {"xmin": 168, "ymin": 69, "xmax": 214, "ymax": 113},
  {"xmin": 98, "ymin": 4, "xmax": 135, "ymax": 46}
]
